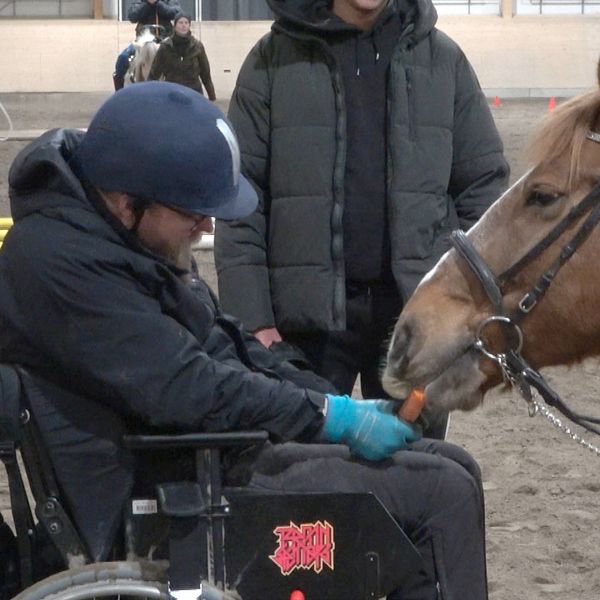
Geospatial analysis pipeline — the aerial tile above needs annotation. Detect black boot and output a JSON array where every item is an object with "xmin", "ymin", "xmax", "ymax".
[{"xmin": 113, "ymin": 73, "xmax": 125, "ymax": 91}]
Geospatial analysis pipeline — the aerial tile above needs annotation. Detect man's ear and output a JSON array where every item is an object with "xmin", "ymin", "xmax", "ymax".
[{"xmin": 99, "ymin": 190, "xmax": 137, "ymax": 229}]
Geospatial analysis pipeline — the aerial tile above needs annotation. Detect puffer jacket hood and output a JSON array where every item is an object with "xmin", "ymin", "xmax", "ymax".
[
  {"xmin": 266, "ymin": 0, "xmax": 437, "ymax": 44},
  {"xmin": 8, "ymin": 128, "xmax": 156, "ymax": 257},
  {"xmin": 9, "ymin": 129, "xmax": 91, "ymax": 222}
]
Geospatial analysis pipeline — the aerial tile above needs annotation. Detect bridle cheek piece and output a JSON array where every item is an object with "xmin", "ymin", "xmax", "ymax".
[{"xmin": 448, "ymin": 138, "xmax": 600, "ymax": 436}]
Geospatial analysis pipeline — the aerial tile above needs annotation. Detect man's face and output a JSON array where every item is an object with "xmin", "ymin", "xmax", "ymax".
[
  {"xmin": 335, "ymin": 0, "xmax": 388, "ymax": 13},
  {"xmin": 136, "ymin": 203, "xmax": 213, "ymax": 268},
  {"xmin": 174, "ymin": 18, "xmax": 190, "ymax": 36},
  {"xmin": 332, "ymin": 0, "xmax": 388, "ymax": 27}
]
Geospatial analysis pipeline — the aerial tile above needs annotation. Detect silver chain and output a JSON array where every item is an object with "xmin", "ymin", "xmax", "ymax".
[
  {"xmin": 518, "ymin": 384, "xmax": 600, "ymax": 457},
  {"xmin": 494, "ymin": 353, "xmax": 600, "ymax": 457}
]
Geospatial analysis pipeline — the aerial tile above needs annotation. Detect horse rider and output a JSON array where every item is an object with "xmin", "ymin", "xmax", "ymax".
[
  {"xmin": 113, "ymin": 0, "xmax": 181, "ymax": 91},
  {"xmin": 2, "ymin": 82, "xmax": 489, "ymax": 599}
]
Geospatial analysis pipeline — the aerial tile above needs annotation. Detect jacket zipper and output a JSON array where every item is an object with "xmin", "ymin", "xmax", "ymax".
[
  {"xmin": 405, "ymin": 66, "xmax": 416, "ymax": 141},
  {"xmin": 275, "ymin": 29, "xmax": 348, "ymax": 329}
]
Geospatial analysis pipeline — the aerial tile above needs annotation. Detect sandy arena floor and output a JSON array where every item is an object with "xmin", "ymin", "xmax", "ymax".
[{"xmin": 1, "ymin": 93, "xmax": 600, "ymax": 600}]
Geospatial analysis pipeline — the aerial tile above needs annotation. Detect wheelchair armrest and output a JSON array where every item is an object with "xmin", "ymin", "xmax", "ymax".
[{"xmin": 122, "ymin": 431, "xmax": 268, "ymax": 451}]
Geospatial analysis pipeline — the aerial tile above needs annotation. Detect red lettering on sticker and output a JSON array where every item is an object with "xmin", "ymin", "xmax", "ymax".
[{"xmin": 269, "ymin": 520, "xmax": 335, "ymax": 576}]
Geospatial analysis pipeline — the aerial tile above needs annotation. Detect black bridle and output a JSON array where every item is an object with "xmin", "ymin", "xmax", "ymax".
[{"xmin": 449, "ymin": 136, "xmax": 600, "ymax": 436}]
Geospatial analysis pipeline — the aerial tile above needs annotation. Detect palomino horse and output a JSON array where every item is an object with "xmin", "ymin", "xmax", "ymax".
[
  {"xmin": 382, "ymin": 88, "xmax": 600, "ymax": 415},
  {"xmin": 125, "ymin": 25, "xmax": 161, "ymax": 85}
]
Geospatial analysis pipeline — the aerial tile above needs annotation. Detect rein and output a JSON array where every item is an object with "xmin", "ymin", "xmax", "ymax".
[{"xmin": 449, "ymin": 131, "xmax": 600, "ymax": 440}]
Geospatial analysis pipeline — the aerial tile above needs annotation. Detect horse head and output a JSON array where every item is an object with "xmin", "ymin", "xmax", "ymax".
[
  {"xmin": 126, "ymin": 25, "xmax": 161, "ymax": 85},
  {"xmin": 383, "ymin": 88, "xmax": 600, "ymax": 413}
]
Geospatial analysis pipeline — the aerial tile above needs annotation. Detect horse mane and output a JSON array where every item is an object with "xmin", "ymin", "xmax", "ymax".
[{"xmin": 525, "ymin": 89, "xmax": 600, "ymax": 191}]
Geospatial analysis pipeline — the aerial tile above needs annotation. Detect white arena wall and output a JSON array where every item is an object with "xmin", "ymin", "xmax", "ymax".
[{"xmin": 0, "ymin": 15, "xmax": 599, "ymax": 97}]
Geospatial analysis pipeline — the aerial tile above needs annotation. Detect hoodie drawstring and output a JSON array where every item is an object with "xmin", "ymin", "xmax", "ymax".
[{"xmin": 355, "ymin": 30, "xmax": 381, "ymax": 77}]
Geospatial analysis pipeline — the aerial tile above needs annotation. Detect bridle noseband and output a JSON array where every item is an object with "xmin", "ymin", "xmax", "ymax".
[{"xmin": 449, "ymin": 131, "xmax": 600, "ymax": 436}]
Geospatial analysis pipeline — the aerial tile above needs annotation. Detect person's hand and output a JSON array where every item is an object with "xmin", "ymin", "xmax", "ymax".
[
  {"xmin": 253, "ymin": 327, "xmax": 283, "ymax": 349},
  {"xmin": 322, "ymin": 395, "xmax": 421, "ymax": 461}
]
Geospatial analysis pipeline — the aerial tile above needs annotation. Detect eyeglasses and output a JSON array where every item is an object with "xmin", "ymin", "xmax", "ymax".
[{"xmin": 160, "ymin": 203, "xmax": 210, "ymax": 224}]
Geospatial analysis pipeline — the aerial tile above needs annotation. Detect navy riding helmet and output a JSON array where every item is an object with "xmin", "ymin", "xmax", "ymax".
[{"xmin": 76, "ymin": 82, "xmax": 257, "ymax": 221}]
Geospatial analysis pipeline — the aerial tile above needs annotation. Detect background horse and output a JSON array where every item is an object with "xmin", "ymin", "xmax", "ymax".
[
  {"xmin": 125, "ymin": 26, "xmax": 161, "ymax": 85},
  {"xmin": 382, "ymin": 85, "xmax": 600, "ymax": 414}
]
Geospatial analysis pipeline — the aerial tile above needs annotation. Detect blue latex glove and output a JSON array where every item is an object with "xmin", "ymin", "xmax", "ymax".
[{"xmin": 322, "ymin": 395, "xmax": 421, "ymax": 461}]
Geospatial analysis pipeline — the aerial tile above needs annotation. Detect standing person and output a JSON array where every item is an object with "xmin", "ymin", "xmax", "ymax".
[
  {"xmin": 214, "ymin": 0, "xmax": 510, "ymax": 439},
  {"xmin": 113, "ymin": 0, "xmax": 181, "ymax": 91},
  {"xmin": 1, "ymin": 82, "xmax": 488, "ymax": 599},
  {"xmin": 148, "ymin": 13, "xmax": 217, "ymax": 100}
]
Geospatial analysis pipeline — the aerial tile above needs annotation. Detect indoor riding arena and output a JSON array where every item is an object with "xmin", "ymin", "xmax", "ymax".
[{"xmin": 2, "ymin": 1, "xmax": 600, "ymax": 599}]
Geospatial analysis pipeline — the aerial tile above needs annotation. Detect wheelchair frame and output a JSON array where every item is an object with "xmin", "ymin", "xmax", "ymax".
[{"xmin": 0, "ymin": 365, "xmax": 422, "ymax": 600}]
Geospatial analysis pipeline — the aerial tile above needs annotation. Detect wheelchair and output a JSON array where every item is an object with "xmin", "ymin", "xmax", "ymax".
[{"xmin": 0, "ymin": 364, "xmax": 422, "ymax": 600}]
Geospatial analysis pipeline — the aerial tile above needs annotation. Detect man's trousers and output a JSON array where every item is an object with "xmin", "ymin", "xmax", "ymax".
[{"xmin": 246, "ymin": 439, "xmax": 488, "ymax": 600}]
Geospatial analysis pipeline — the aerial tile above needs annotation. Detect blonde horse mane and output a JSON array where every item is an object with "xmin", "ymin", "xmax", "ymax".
[{"xmin": 525, "ymin": 89, "xmax": 600, "ymax": 192}]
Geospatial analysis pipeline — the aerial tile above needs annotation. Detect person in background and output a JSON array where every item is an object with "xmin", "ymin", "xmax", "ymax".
[
  {"xmin": 113, "ymin": 0, "xmax": 181, "ymax": 91},
  {"xmin": 214, "ymin": 0, "xmax": 510, "ymax": 439},
  {"xmin": 1, "ymin": 82, "xmax": 488, "ymax": 599},
  {"xmin": 148, "ymin": 13, "xmax": 217, "ymax": 100}
]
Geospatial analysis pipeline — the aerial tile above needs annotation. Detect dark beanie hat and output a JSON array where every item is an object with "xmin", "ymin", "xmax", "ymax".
[{"xmin": 173, "ymin": 12, "xmax": 192, "ymax": 25}]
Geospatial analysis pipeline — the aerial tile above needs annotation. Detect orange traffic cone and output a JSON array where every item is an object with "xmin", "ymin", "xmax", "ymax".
[
  {"xmin": 493, "ymin": 96, "xmax": 501, "ymax": 107},
  {"xmin": 548, "ymin": 96, "xmax": 556, "ymax": 112}
]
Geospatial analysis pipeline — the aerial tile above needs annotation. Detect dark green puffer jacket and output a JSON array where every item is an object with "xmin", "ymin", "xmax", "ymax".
[
  {"xmin": 215, "ymin": 0, "xmax": 509, "ymax": 334},
  {"xmin": 148, "ymin": 33, "xmax": 216, "ymax": 99}
]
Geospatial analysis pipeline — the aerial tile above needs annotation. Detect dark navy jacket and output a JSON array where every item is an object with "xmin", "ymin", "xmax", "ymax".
[{"xmin": 0, "ymin": 129, "xmax": 332, "ymax": 560}]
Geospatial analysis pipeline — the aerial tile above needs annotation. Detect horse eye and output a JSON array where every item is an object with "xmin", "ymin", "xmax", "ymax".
[{"xmin": 526, "ymin": 190, "xmax": 561, "ymax": 207}]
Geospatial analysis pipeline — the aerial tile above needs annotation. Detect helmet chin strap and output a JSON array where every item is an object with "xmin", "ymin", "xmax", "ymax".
[{"xmin": 129, "ymin": 196, "xmax": 153, "ymax": 232}]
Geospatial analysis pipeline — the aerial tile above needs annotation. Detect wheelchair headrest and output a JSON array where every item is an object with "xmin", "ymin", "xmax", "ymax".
[{"xmin": 0, "ymin": 365, "xmax": 23, "ymax": 444}]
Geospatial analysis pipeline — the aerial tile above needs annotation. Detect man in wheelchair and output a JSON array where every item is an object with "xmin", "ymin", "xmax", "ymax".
[{"xmin": 0, "ymin": 82, "xmax": 488, "ymax": 600}]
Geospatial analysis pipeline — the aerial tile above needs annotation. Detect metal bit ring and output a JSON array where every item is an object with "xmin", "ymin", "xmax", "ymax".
[{"xmin": 474, "ymin": 315, "xmax": 523, "ymax": 362}]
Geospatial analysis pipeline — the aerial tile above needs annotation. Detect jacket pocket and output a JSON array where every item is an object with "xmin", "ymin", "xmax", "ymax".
[{"xmin": 393, "ymin": 194, "xmax": 456, "ymax": 260}]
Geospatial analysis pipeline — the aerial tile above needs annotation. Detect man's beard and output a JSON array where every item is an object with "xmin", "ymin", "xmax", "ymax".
[
  {"xmin": 141, "ymin": 236, "xmax": 195, "ymax": 282},
  {"xmin": 165, "ymin": 241, "xmax": 195, "ymax": 282}
]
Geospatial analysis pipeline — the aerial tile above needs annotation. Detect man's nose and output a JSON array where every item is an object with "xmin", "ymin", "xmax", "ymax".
[{"xmin": 197, "ymin": 216, "xmax": 214, "ymax": 234}]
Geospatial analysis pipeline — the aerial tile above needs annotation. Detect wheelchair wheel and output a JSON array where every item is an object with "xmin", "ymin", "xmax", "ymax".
[{"xmin": 12, "ymin": 561, "xmax": 168, "ymax": 600}]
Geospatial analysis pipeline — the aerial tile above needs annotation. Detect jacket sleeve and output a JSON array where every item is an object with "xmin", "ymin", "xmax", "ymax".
[
  {"xmin": 449, "ymin": 50, "xmax": 510, "ymax": 231},
  {"xmin": 147, "ymin": 45, "xmax": 165, "ymax": 80},
  {"xmin": 197, "ymin": 43, "xmax": 216, "ymax": 101},
  {"xmin": 5, "ymin": 222, "xmax": 324, "ymax": 444},
  {"xmin": 156, "ymin": 0, "xmax": 181, "ymax": 20},
  {"xmin": 214, "ymin": 37, "xmax": 274, "ymax": 333},
  {"xmin": 127, "ymin": 1, "xmax": 152, "ymax": 22}
]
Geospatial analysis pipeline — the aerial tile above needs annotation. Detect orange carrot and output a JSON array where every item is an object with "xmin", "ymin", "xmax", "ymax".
[{"xmin": 398, "ymin": 387, "xmax": 426, "ymax": 422}]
